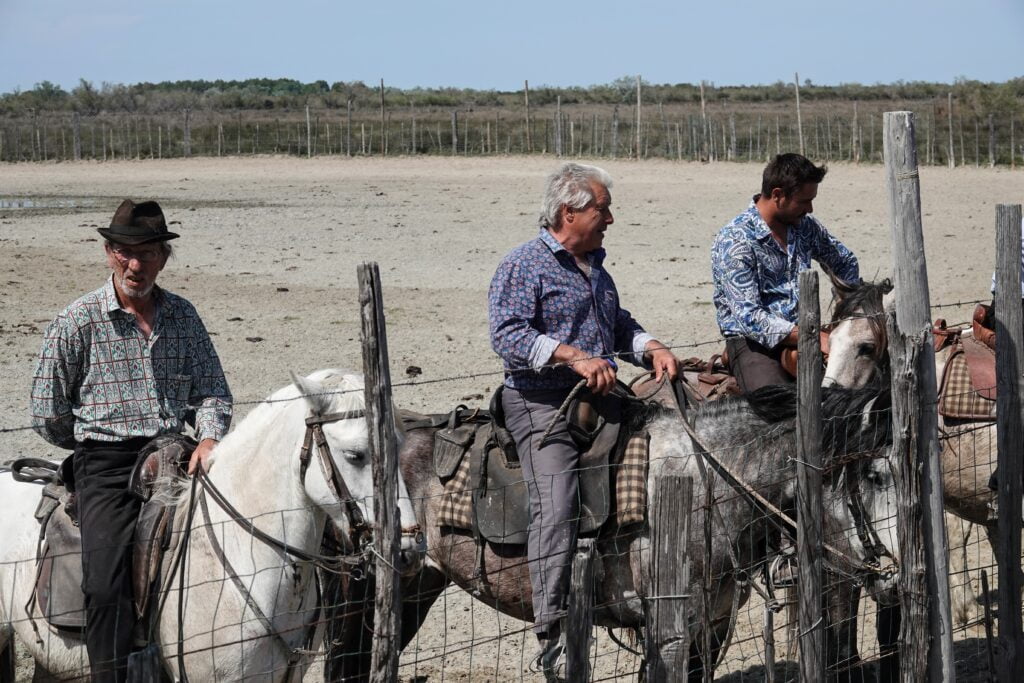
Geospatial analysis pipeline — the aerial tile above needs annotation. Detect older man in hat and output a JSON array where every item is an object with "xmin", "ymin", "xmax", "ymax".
[{"xmin": 30, "ymin": 199, "xmax": 232, "ymax": 682}]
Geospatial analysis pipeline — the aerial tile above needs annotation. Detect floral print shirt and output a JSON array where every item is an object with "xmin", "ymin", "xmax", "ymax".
[
  {"xmin": 489, "ymin": 228, "xmax": 653, "ymax": 390},
  {"xmin": 712, "ymin": 199, "xmax": 859, "ymax": 349}
]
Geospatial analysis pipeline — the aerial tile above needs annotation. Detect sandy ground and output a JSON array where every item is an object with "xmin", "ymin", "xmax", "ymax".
[{"xmin": 1, "ymin": 156, "xmax": 1020, "ymax": 680}]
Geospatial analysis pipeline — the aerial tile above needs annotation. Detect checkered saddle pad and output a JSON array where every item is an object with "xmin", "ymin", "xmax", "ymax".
[
  {"xmin": 938, "ymin": 341, "xmax": 997, "ymax": 420},
  {"xmin": 436, "ymin": 425, "xmax": 650, "ymax": 538}
]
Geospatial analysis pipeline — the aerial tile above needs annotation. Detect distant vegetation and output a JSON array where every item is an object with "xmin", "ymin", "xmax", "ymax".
[{"xmin": 1, "ymin": 76, "xmax": 1021, "ymax": 165}]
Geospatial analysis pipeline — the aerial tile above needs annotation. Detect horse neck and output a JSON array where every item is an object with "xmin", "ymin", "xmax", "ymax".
[{"xmin": 202, "ymin": 404, "xmax": 323, "ymax": 558}]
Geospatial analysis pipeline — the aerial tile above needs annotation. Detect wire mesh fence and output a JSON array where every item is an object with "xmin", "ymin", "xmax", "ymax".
[{"xmin": 0, "ymin": 292, "xmax": 1016, "ymax": 681}]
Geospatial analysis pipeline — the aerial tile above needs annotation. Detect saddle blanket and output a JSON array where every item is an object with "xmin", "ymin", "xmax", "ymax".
[
  {"xmin": 938, "ymin": 344, "xmax": 997, "ymax": 421},
  {"xmin": 438, "ymin": 429, "xmax": 649, "ymax": 533}
]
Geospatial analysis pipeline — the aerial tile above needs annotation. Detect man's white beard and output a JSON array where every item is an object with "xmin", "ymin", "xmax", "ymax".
[{"xmin": 118, "ymin": 273, "xmax": 155, "ymax": 299}]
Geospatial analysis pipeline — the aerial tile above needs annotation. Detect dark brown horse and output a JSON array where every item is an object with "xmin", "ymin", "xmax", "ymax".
[{"xmin": 323, "ymin": 383, "xmax": 898, "ymax": 681}]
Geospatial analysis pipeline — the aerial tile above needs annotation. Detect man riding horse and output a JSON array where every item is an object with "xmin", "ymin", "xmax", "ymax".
[
  {"xmin": 29, "ymin": 200, "xmax": 232, "ymax": 682},
  {"xmin": 488, "ymin": 162, "xmax": 680, "ymax": 675},
  {"xmin": 711, "ymin": 153, "xmax": 861, "ymax": 393}
]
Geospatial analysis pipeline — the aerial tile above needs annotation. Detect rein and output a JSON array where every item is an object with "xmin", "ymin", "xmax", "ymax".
[{"xmin": 676, "ymin": 408, "xmax": 897, "ymax": 580}]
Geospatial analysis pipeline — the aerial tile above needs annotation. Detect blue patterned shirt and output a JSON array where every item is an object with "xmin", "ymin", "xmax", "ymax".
[
  {"xmin": 711, "ymin": 199, "xmax": 859, "ymax": 349},
  {"xmin": 30, "ymin": 276, "xmax": 233, "ymax": 449},
  {"xmin": 489, "ymin": 229, "xmax": 653, "ymax": 390}
]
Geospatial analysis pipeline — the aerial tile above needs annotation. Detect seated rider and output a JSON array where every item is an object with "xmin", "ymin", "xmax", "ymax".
[
  {"xmin": 711, "ymin": 153, "xmax": 860, "ymax": 393},
  {"xmin": 489, "ymin": 162, "xmax": 680, "ymax": 676}
]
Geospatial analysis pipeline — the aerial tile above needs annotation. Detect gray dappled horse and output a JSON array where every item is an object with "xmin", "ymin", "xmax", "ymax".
[{"xmin": 324, "ymin": 382, "xmax": 898, "ymax": 681}]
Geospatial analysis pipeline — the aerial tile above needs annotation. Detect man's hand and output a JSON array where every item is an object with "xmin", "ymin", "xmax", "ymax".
[
  {"xmin": 644, "ymin": 340, "xmax": 680, "ymax": 383},
  {"xmin": 552, "ymin": 344, "xmax": 617, "ymax": 395},
  {"xmin": 572, "ymin": 357, "xmax": 618, "ymax": 395},
  {"xmin": 188, "ymin": 438, "xmax": 219, "ymax": 475}
]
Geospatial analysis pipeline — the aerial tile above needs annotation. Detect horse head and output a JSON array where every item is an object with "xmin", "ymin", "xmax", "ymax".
[
  {"xmin": 290, "ymin": 369, "xmax": 424, "ymax": 576},
  {"xmin": 822, "ymin": 277, "xmax": 893, "ymax": 389},
  {"xmin": 822, "ymin": 386, "xmax": 901, "ymax": 604}
]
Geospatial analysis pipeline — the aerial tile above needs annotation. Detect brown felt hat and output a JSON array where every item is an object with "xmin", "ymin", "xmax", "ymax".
[{"xmin": 97, "ymin": 199, "xmax": 179, "ymax": 245}]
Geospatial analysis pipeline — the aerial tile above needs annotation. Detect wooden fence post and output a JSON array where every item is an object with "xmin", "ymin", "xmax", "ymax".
[
  {"xmin": 635, "ymin": 75, "xmax": 642, "ymax": 160},
  {"xmin": 305, "ymin": 105, "xmax": 312, "ymax": 159},
  {"xmin": 796, "ymin": 270, "xmax": 824, "ymax": 681},
  {"xmin": 794, "ymin": 72, "xmax": 804, "ymax": 156},
  {"xmin": 645, "ymin": 474, "xmax": 693, "ymax": 681},
  {"xmin": 566, "ymin": 538, "xmax": 596, "ymax": 680},
  {"xmin": 524, "ymin": 80, "xmax": 532, "ymax": 154},
  {"xmin": 358, "ymin": 262, "xmax": 402, "ymax": 683},
  {"xmin": 883, "ymin": 110, "xmax": 954, "ymax": 682},
  {"xmin": 994, "ymin": 203, "xmax": 1024, "ymax": 683}
]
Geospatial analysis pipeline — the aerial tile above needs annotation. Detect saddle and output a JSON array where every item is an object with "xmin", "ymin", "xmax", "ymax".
[
  {"xmin": 936, "ymin": 305, "xmax": 998, "ymax": 419},
  {"xmin": 14, "ymin": 434, "xmax": 195, "ymax": 633},
  {"xmin": 412, "ymin": 386, "xmax": 623, "ymax": 545}
]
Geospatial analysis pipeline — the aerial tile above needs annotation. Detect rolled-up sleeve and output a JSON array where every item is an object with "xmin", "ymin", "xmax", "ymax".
[
  {"xmin": 30, "ymin": 316, "xmax": 81, "ymax": 449},
  {"xmin": 488, "ymin": 257, "xmax": 543, "ymax": 369},
  {"xmin": 186, "ymin": 312, "xmax": 232, "ymax": 442},
  {"xmin": 712, "ymin": 233, "xmax": 795, "ymax": 349}
]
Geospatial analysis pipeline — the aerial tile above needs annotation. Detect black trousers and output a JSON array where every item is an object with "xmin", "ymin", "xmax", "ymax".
[
  {"xmin": 725, "ymin": 336, "xmax": 794, "ymax": 394},
  {"xmin": 73, "ymin": 438, "xmax": 148, "ymax": 683}
]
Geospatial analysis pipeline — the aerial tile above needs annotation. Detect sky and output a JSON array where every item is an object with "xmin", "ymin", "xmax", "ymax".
[{"xmin": 1, "ymin": 0, "xmax": 1022, "ymax": 95}]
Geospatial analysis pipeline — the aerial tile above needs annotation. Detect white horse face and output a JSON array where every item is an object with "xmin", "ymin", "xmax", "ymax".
[
  {"xmin": 823, "ymin": 315, "xmax": 881, "ymax": 388},
  {"xmin": 292, "ymin": 370, "xmax": 424, "ymax": 575},
  {"xmin": 832, "ymin": 449, "xmax": 900, "ymax": 603}
]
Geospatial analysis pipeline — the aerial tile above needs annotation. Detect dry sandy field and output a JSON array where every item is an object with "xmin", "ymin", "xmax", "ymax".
[{"xmin": 1, "ymin": 156, "xmax": 1020, "ymax": 680}]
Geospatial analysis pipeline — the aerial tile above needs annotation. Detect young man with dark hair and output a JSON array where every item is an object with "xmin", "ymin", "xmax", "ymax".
[{"xmin": 711, "ymin": 153, "xmax": 860, "ymax": 393}]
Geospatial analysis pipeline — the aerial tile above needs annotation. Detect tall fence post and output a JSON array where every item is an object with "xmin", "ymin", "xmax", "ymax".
[
  {"xmin": 645, "ymin": 474, "xmax": 693, "ymax": 681},
  {"xmin": 796, "ymin": 270, "xmax": 823, "ymax": 680},
  {"xmin": 883, "ymin": 110, "xmax": 955, "ymax": 682},
  {"xmin": 794, "ymin": 72, "xmax": 805, "ymax": 156},
  {"xmin": 358, "ymin": 262, "xmax": 402, "ymax": 683},
  {"xmin": 994, "ymin": 203, "xmax": 1024, "ymax": 683}
]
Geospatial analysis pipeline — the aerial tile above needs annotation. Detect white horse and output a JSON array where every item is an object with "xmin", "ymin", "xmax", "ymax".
[
  {"xmin": 822, "ymin": 280, "xmax": 996, "ymax": 627},
  {"xmin": 0, "ymin": 369, "xmax": 423, "ymax": 681}
]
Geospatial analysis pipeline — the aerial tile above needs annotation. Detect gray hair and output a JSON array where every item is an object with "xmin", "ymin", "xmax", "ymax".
[{"xmin": 538, "ymin": 162, "xmax": 613, "ymax": 230}]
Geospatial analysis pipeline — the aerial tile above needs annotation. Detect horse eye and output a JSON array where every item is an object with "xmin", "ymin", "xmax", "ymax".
[
  {"xmin": 865, "ymin": 468, "xmax": 882, "ymax": 485},
  {"xmin": 857, "ymin": 342, "xmax": 876, "ymax": 357},
  {"xmin": 345, "ymin": 450, "xmax": 366, "ymax": 463}
]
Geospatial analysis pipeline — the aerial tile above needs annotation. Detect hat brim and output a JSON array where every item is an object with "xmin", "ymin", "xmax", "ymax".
[{"xmin": 97, "ymin": 227, "xmax": 180, "ymax": 245}]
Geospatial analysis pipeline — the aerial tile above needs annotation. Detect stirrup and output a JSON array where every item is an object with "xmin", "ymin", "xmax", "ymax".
[
  {"xmin": 769, "ymin": 551, "xmax": 798, "ymax": 589},
  {"xmin": 530, "ymin": 637, "xmax": 565, "ymax": 682}
]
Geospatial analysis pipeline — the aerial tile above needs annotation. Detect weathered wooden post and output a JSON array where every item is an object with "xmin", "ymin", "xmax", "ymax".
[
  {"xmin": 358, "ymin": 262, "xmax": 402, "ymax": 683},
  {"xmin": 994, "ymin": 203, "xmax": 1024, "ymax": 683},
  {"xmin": 524, "ymin": 80, "xmax": 532, "ymax": 154},
  {"xmin": 645, "ymin": 475, "xmax": 693, "ymax": 681},
  {"xmin": 566, "ymin": 538, "xmax": 596, "ymax": 681},
  {"xmin": 796, "ymin": 270, "xmax": 824, "ymax": 681},
  {"xmin": 882, "ymin": 110, "xmax": 955, "ymax": 682},
  {"xmin": 794, "ymin": 72, "xmax": 805, "ymax": 156},
  {"xmin": 635, "ymin": 75, "xmax": 642, "ymax": 160}
]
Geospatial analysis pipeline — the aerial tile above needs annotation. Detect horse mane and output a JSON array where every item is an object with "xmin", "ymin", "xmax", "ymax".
[
  {"xmin": 703, "ymin": 381, "xmax": 893, "ymax": 461},
  {"xmin": 830, "ymin": 276, "xmax": 893, "ymax": 324}
]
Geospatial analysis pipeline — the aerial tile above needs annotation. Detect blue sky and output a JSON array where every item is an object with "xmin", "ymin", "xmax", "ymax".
[{"xmin": 1, "ymin": 0, "xmax": 1022, "ymax": 94}]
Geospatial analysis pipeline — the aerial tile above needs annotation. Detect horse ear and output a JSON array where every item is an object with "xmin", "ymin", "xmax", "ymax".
[
  {"xmin": 881, "ymin": 281, "xmax": 895, "ymax": 311},
  {"xmin": 290, "ymin": 371, "xmax": 331, "ymax": 415}
]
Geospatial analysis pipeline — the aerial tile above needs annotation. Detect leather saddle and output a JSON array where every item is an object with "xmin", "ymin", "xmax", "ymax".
[
  {"xmin": 416, "ymin": 386, "xmax": 622, "ymax": 545},
  {"xmin": 13, "ymin": 434, "xmax": 195, "ymax": 633}
]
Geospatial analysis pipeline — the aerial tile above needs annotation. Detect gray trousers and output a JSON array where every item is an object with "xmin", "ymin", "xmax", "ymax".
[{"xmin": 501, "ymin": 386, "xmax": 580, "ymax": 638}]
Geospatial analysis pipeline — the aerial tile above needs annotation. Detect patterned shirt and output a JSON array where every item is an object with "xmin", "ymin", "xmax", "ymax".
[
  {"xmin": 31, "ymin": 276, "xmax": 233, "ymax": 448},
  {"xmin": 489, "ymin": 228, "xmax": 653, "ymax": 391},
  {"xmin": 711, "ymin": 198, "xmax": 860, "ymax": 349}
]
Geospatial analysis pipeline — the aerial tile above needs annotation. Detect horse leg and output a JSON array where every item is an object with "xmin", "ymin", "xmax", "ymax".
[
  {"xmin": 824, "ymin": 580, "xmax": 866, "ymax": 683},
  {"xmin": 946, "ymin": 514, "xmax": 983, "ymax": 627},
  {"xmin": 322, "ymin": 569, "xmax": 375, "ymax": 683},
  {"xmin": 399, "ymin": 565, "xmax": 449, "ymax": 649},
  {"xmin": 686, "ymin": 618, "xmax": 731, "ymax": 683},
  {"xmin": 875, "ymin": 603, "xmax": 901, "ymax": 683},
  {"xmin": 0, "ymin": 633, "xmax": 13, "ymax": 683}
]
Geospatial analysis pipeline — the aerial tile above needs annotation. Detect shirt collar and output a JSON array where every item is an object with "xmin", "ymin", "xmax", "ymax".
[
  {"xmin": 747, "ymin": 195, "xmax": 775, "ymax": 242},
  {"xmin": 538, "ymin": 227, "xmax": 606, "ymax": 267}
]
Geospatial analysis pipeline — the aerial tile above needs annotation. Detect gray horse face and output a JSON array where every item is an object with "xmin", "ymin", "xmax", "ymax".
[
  {"xmin": 823, "ymin": 315, "xmax": 882, "ymax": 389},
  {"xmin": 841, "ymin": 451, "xmax": 900, "ymax": 603}
]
